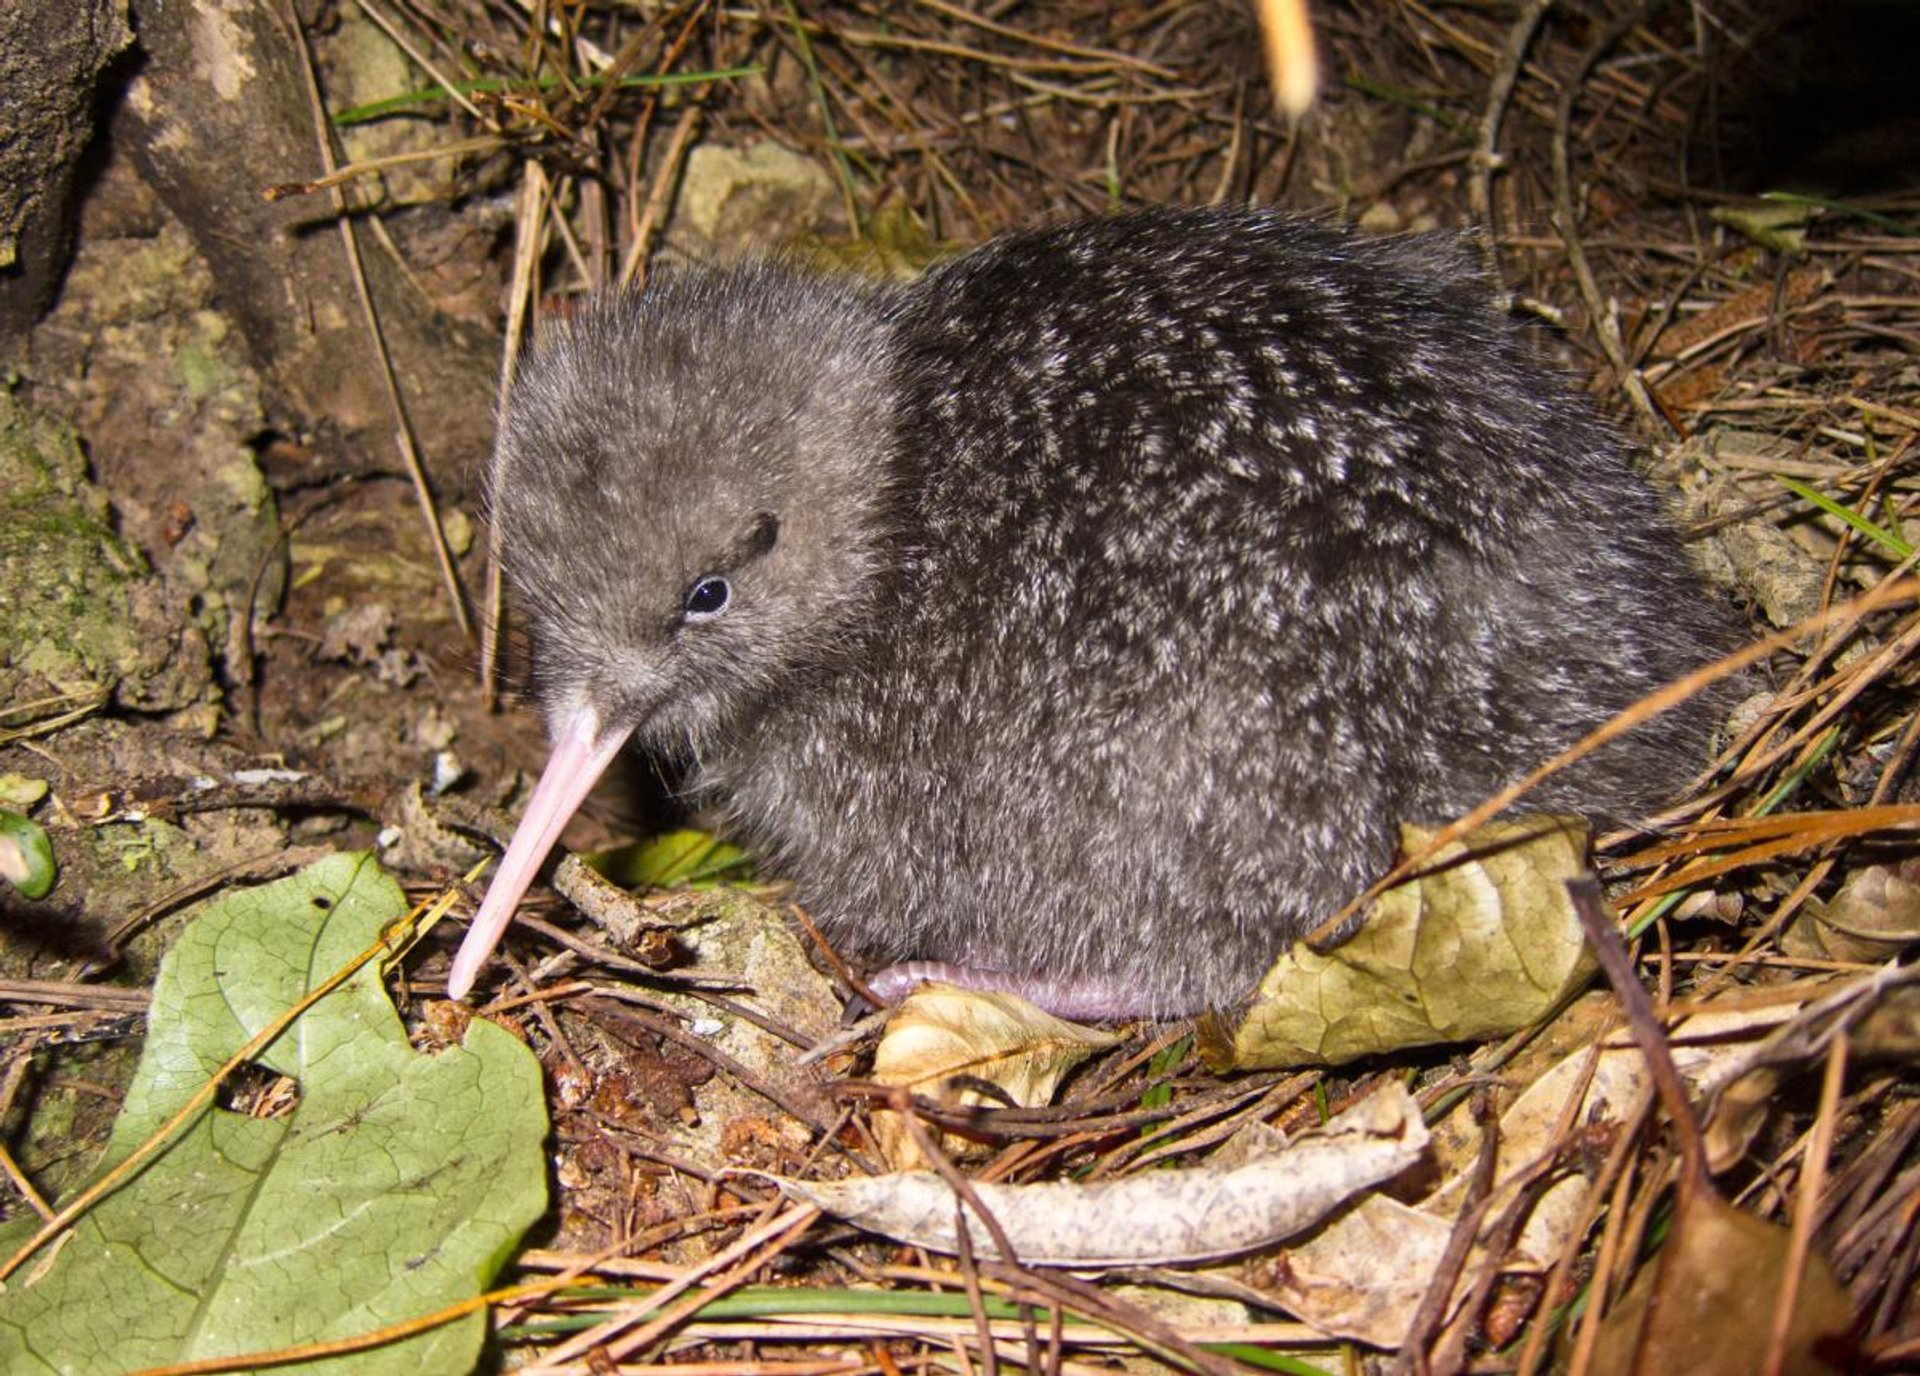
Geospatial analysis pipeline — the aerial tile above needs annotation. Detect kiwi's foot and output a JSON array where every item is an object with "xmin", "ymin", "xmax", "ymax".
[{"xmin": 865, "ymin": 961, "xmax": 1186, "ymax": 1021}]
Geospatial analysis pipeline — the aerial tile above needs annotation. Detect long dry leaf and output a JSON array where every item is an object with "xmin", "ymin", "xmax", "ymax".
[{"xmin": 773, "ymin": 1082, "xmax": 1427, "ymax": 1266}]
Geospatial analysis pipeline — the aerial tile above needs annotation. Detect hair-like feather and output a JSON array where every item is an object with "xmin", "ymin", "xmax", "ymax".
[{"xmin": 466, "ymin": 207, "xmax": 1739, "ymax": 1017}]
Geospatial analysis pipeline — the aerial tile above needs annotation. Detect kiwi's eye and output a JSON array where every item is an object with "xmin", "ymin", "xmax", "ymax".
[{"xmin": 683, "ymin": 575, "xmax": 731, "ymax": 622}]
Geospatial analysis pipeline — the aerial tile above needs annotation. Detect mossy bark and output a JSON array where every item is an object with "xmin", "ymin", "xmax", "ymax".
[{"xmin": 117, "ymin": 0, "xmax": 497, "ymax": 496}]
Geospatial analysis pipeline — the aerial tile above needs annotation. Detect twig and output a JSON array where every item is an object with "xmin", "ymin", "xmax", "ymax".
[
  {"xmin": 909, "ymin": 0, "xmax": 1182, "ymax": 80},
  {"xmin": 280, "ymin": 2, "xmax": 475, "ymax": 640},
  {"xmin": 621, "ymin": 104, "xmax": 704, "ymax": 289},
  {"xmin": 533, "ymin": 1202, "xmax": 822, "ymax": 1368},
  {"xmin": 1512, "ymin": 1090, "xmax": 1654, "ymax": 1376},
  {"xmin": 353, "ymin": 0, "xmax": 491, "ymax": 125},
  {"xmin": 1470, "ymin": 0, "xmax": 1552, "ymax": 279},
  {"xmin": 0, "ymin": 981, "xmax": 149, "ymax": 1012},
  {"xmin": 1548, "ymin": 4, "xmax": 1663, "ymax": 432},
  {"xmin": 260, "ymin": 134, "xmax": 506, "ymax": 201},
  {"xmin": 1392, "ymin": 1092, "xmax": 1502, "ymax": 1375},
  {"xmin": 1566, "ymin": 875, "xmax": 1704, "ymax": 1183},
  {"xmin": 0, "ymin": 1057, "xmax": 53, "ymax": 1220},
  {"xmin": 481, "ymin": 160, "xmax": 552, "ymax": 707},
  {"xmin": 1562, "ymin": 1141, "xmax": 1643, "ymax": 1376},
  {"xmin": 1766, "ymin": 1034, "xmax": 1847, "ymax": 1376}
]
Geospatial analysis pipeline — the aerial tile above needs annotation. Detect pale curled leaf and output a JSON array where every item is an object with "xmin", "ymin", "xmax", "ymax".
[
  {"xmin": 1259, "ymin": 1078, "xmax": 1855, "ymax": 1357},
  {"xmin": 875, "ymin": 983, "xmax": 1120, "ymax": 1095},
  {"xmin": 1267, "ymin": 1009, "xmax": 1651, "ymax": 1346},
  {"xmin": 1427, "ymin": 1012, "xmax": 1655, "ymax": 1258},
  {"xmin": 0, "ymin": 853, "xmax": 549, "ymax": 1375},
  {"xmin": 1683, "ymin": 1000, "xmax": 1812, "ymax": 1173},
  {"xmin": 773, "ymin": 1083, "xmax": 1427, "ymax": 1266},
  {"xmin": 1692, "ymin": 966, "xmax": 1920, "ymax": 1167},
  {"xmin": 1709, "ymin": 200, "xmax": 1813, "ymax": 255},
  {"xmin": 1225, "ymin": 816, "xmax": 1593, "ymax": 1069},
  {"xmin": 871, "ymin": 982, "xmax": 1118, "ymax": 1167}
]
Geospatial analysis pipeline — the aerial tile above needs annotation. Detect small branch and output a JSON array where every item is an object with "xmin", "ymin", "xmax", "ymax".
[
  {"xmin": 1566, "ymin": 874, "xmax": 1706, "ymax": 1185},
  {"xmin": 281, "ymin": 2, "xmax": 475, "ymax": 640},
  {"xmin": 481, "ymin": 161, "xmax": 552, "ymax": 706},
  {"xmin": 1470, "ymin": 0, "xmax": 1552, "ymax": 280},
  {"xmin": 1549, "ymin": 4, "xmax": 1663, "ymax": 432}
]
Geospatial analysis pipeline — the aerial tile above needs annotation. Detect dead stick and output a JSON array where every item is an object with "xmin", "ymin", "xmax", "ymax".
[{"xmin": 281, "ymin": 2, "xmax": 475, "ymax": 640}]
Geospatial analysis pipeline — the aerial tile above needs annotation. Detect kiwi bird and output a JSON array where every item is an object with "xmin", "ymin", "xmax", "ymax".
[{"xmin": 446, "ymin": 207, "xmax": 1734, "ymax": 1018}]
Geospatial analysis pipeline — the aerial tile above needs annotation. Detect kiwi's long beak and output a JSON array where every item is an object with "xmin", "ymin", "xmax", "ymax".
[{"xmin": 445, "ymin": 705, "xmax": 632, "ymax": 1000}]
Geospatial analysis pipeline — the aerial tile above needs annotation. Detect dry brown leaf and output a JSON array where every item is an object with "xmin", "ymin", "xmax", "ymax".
[
  {"xmin": 1590, "ymin": 1186, "xmax": 1853, "ymax": 1376},
  {"xmin": 1431, "ymin": 1029, "xmax": 1649, "ymax": 1254},
  {"xmin": 1851, "ymin": 983, "xmax": 1920, "ymax": 1060},
  {"xmin": 870, "ymin": 983, "xmax": 1118, "ymax": 1167},
  {"xmin": 1264, "ymin": 1004, "xmax": 1646, "ymax": 1346},
  {"xmin": 1685, "ymin": 439, "xmax": 1832, "ymax": 629},
  {"xmin": 1431, "ymin": 994, "xmax": 1813, "ymax": 1217},
  {"xmin": 770, "ymin": 1082, "xmax": 1428, "ymax": 1266},
  {"xmin": 1258, "ymin": 990, "xmax": 1854, "ymax": 1345},
  {"xmin": 1676, "ymin": 1001, "xmax": 1809, "ymax": 1173},
  {"xmin": 1782, "ymin": 859, "xmax": 1920, "ymax": 963},
  {"xmin": 1258, "ymin": 1194, "xmax": 1456, "ymax": 1343},
  {"xmin": 1256, "ymin": 982, "xmax": 1876, "ymax": 1346},
  {"xmin": 1649, "ymin": 267, "xmax": 1824, "ymax": 359},
  {"xmin": 1697, "ymin": 967, "xmax": 1920, "ymax": 1168},
  {"xmin": 1421, "ymin": 994, "xmax": 1619, "ymax": 1182},
  {"xmin": 1222, "ymin": 816, "xmax": 1592, "ymax": 1069}
]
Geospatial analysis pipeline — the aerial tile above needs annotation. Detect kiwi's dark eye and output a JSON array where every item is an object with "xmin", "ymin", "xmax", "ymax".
[{"xmin": 683, "ymin": 575, "xmax": 731, "ymax": 622}]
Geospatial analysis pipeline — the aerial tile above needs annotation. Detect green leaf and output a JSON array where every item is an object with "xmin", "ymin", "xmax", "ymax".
[
  {"xmin": 1775, "ymin": 473, "xmax": 1915, "ymax": 559},
  {"xmin": 0, "ymin": 853, "xmax": 548, "ymax": 1374},
  {"xmin": 0, "ymin": 809, "xmax": 55, "ymax": 898},
  {"xmin": 1760, "ymin": 189, "xmax": 1918, "ymax": 237},
  {"xmin": 0, "ymin": 774, "xmax": 48, "ymax": 807},
  {"xmin": 1709, "ymin": 200, "xmax": 1814, "ymax": 255},
  {"xmin": 1139, "ymin": 1035, "xmax": 1190, "ymax": 1113},
  {"xmin": 587, "ymin": 828, "xmax": 755, "ymax": 889}
]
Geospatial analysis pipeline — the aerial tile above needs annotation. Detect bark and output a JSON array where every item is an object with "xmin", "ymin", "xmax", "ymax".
[
  {"xmin": 0, "ymin": 0, "xmax": 133, "ymax": 337},
  {"xmin": 117, "ymin": 0, "xmax": 497, "ymax": 495}
]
